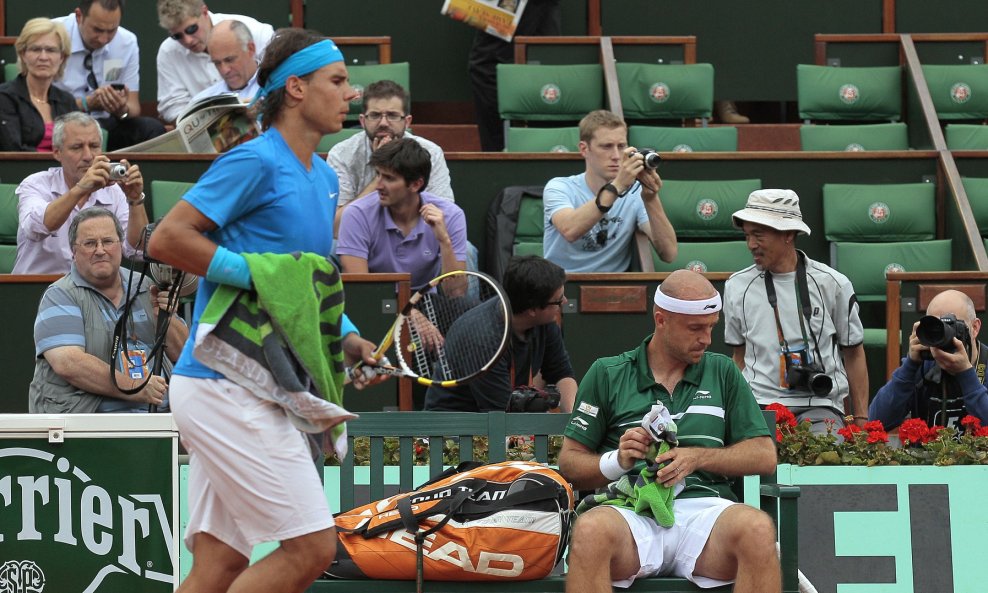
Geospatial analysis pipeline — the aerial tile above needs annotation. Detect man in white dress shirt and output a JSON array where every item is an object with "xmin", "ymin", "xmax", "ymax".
[
  {"xmin": 189, "ymin": 20, "xmax": 260, "ymax": 105},
  {"xmin": 155, "ymin": 0, "xmax": 273, "ymax": 122}
]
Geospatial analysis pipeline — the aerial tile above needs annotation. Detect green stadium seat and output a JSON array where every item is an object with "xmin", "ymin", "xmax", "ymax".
[
  {"xmin": 4, "ymin": 62, "xmax": 17, "ymax": 83},
  {"xmin": 513, "ymin": 194, "xmax": 544, "ymax": 257},
  {"xmin": 823, "ymin": 182, "xmax": 946, "ymax": 347},
  {"xmin": 505, "ymin": 127, "xmax": 580, "ymax": 153},
  {"xmin": 346, "ymin": 62, "xmax": 410, "ymax": 120},
  {"xmin": 0, "ymin": 183, "xmax": 19, "ymax": 244},
  {"xmin": 800, "ymin": 123, "xmax": 909, "ymax": 151},
  {"xmin": 946, "ymin": 124, "xmax": 988, "ymax": 150},
  {"xmin": 920, "ymin": 64, "xmax": 988, "ymax": 120},
  {"xmin": 797, "ymin": 64, "xmax": 902, "ymax": 122},
  {"xmin": 497, "ymin": 63, "xmax": 604, "ymax": 144},
  {"xmin": 0, "ymin": 244, "xmax": 16, "ymax": 274},
  {"xmin": 628, "ymin": 125, "xmax": 737, "ymax": 152},
  {"xmin": 149, "ymin": 180, "xmax": 194, "ymax": 222},
  {"xmin": 616, "ymin": 63, "xmax": 715, "ymax": 123},
  {"xmin": 317, "ymin": 128, "xmax": 363, "ymax": 153},
  {"xmin": 961, "ymin": 177, "xmax": 988, "ymax": 239},
  {"xmin": 650, "ymin": 178, "xmax": 761, "ymax": 272}
]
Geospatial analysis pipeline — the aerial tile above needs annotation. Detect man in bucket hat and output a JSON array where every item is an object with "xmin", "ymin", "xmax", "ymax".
[{"xmin": 722, "ymin": 189, "xmax": 869, "ymax": 432}]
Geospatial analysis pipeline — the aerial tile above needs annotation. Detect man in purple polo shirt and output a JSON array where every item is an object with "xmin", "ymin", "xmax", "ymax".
[{"xmin": 336, "ymin": 138, "xmax": 467, "ymax": 289}]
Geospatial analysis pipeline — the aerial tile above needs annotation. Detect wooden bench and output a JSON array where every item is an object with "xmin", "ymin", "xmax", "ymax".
[{"xmin": 308, "ymin": 410, "xmax": 801, "ymax": 593}]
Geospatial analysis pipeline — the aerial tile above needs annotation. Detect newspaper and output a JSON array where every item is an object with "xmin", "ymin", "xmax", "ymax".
[
  {"xmin": 441, "ymin": 0, "xmax": 529, "ymax": 42},
  {"xmin": 122, "ymin": 93, "xmax": 261, "ymax": 153}
]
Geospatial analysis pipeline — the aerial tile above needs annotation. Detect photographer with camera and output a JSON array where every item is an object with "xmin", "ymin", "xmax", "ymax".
[
  {"xmin": 871, "ymin": 289, "xmax": 988, "ymax": 429},
  {"xmin": 13, "ymin": 111, "xmax": 148, "ymax": 274},
  {"xmin": 724, "ymin": 189, "xmax": 869, "ymax": 433},
  {"xmin": 543, "ymin": 109, "xmax": 677, "ymax": 272},
  {"xmin": 424, "ymin": 255, "xmax": 577, "ymax": 413}
]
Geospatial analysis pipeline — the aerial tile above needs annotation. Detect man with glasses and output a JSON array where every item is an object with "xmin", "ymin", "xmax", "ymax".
[
  {"xmin": 543, "ymin": 109, "xmax": 677, "ymax": 273},
  {"xmin": 28, "ymin": 207, "xmax": 188, "ymax": 414},
  {"xmin": 155, "ymin": 0, "xmax": 272, "ymax": 123},
  {"xmin": 326, "ymin": 79, "xmax": 454, "ymax": 233},
  {"xmin": 53, "ymin": 0, "xmax": 166, "ymax": 150},
  {"xmin": 14, "ymin": 111, "xmax": 149, "ymax": 274},
  {"xmin": 425, "ymin": 255, "xmax": 577, "ymax": 412}
]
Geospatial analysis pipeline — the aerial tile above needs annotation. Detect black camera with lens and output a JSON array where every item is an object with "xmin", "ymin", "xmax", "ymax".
[
  {"xmin": 916, "ymin": 313, "xmax": 971, "ymax": 359},
  {"xmin": 506, "ymin": 384, "xmax": 561, "ymax": 412},
  {"xmin": 633, "ymin": 148, "xmax": 662, "ymax": 169},
  {"xmin": 784, "ymin": 350, "xmax": 833, "ymax": 396}
]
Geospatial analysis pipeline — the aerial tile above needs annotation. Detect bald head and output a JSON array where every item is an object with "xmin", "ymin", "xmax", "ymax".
[
  {"xmin": 207, "ymin": 20, "xmax": 257, "ymax": 91},
  {"xmin": 656, "ymin": 270, "xmax": 719, "ymax": 311},
  {"xmin": 927, "ymin": 290, "xmax": 977, "ymax": 325}
]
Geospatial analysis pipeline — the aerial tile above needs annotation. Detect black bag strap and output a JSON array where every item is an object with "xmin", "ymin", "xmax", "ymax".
[
  {"xmin": 415, "ymin": 460, "xmax": 484, "ymax": 490},
  {"xmin": 456, "ymin": 483, "xmax": 563, "ymax": 515}
]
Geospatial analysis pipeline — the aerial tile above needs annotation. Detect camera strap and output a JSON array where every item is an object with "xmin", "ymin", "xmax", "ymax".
[{"xmin": 764, "ymin": 253, "xmax": 827, "ymax": 371}]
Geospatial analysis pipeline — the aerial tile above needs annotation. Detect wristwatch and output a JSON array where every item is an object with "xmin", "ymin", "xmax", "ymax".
[
  {"xmin": 128, "ymin": 192, "xmax": 145, "ymax": 207},
  {"xmin": 595, "ymin": 183, "xmax": 618, "ymax": 213}
]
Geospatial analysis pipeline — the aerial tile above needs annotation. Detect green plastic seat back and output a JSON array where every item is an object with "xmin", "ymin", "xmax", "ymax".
[
  {"xmin": 346, "ymin": 63, "xmax": 411, "ymax": 119},
  {"xmin": 800, "ymin": 123, "xmax": 909, "ymax": 151},
  {"xmin": 920, "ymin": 64, "xmax": 988, "ymax": 120},
  {"xmin": 0, "ymin": 184, "xmax": 19, "ymax": 244},
  {"xmin": 946, "ymin": 124, "xmax": 988, "ymax": 150},
  {"xmin": 505, "ymin": 127, "xmax": 580, "ymax": 153},
  {"xmin": 797, "ymin": 64, "xmax": 902, "ymax": 121},
  {"xmin": 0, "ymin": 244, "xmax": 16, "ymax": 273},
  {"xmin": 628, "ymin": 125, "xmax": 737, "ymax": 152},
  {"xmin": 616, "ymin": 62, "xmax": 714, "ymax": 120},
  {"xmin": 496, "ymin": 64, "xmax": 604, "ymax": 122},
  {"xmin": 150, "ymin": 180, "xmax": 195, "ymax": 221},
  {"xmin": 317, "ymin": 128, "xmax": 363, "ymax": 152},
  {"xmin": 834, "ymin": 240, "xmax": 952, "ymax": 300},
  {"xmin": 651, "ymin": 240, "xmax": 753, "ymax": 273},
  {"xmin": 4, "ymin": 63, "xmax": 17, "ymax": 82},
  {"xmin": 660, "ymin": 178, "xmax": 760, "ymax": 239},
  {"xmin": 513, "ymin": 195, "xmax": 544, "ymax": 257},
  {"xmin": 961, "ymin": 177, "xmax": 988, "ymax": 234},
  {"xmin": 823, "ymin": 182, "xmax": 936, "ymax": 242}
]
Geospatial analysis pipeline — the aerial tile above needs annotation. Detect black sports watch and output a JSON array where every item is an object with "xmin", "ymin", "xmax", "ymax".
[{"xmin": 595, "ymin": 183, "xmax": 618, "ymax": 213}]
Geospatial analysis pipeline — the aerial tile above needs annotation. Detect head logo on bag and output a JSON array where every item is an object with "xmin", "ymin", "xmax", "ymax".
[{"xmin": 328, "ymin": 461, "xmax": 573, "ymax": 582}]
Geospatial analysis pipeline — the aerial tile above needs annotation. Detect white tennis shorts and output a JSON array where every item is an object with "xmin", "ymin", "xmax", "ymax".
[
  {"xmin": 611, "ymin": 497, "xmax": 736, "ymax": 589},
  {"xmin": 170, "ymin": 376, "xmax": 335, "ymax": 557}
]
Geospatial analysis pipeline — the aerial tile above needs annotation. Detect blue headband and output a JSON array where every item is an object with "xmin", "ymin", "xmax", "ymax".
[{"xmin": 251, "ymin": 39, "xmax": 344, "ymax": 106}]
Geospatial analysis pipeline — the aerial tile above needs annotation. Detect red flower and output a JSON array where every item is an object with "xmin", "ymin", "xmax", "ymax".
[
  {"xmin": 867, "ymin": 430, "xmax": 889, "ymax": 444},
  {"xmin": 837, "ymin": 424, "xmax": 862, "ymax": 441},
  {"xmin": 961, "ymin": 415, "xmax": 982, "ymax": 430},
  {"xmin": 898, "ymin": 418, "xmax": 930, "ymax": 446},
  {"xmin": 776, "ymin": 428, "xmax": 784, "ymax": 442},
  {"xmin": 863, "ymin": 420, "xmax": 886, "ymax": 433},
  {"xmin": 767, "ymin": 403, "xmax": 798, "ymax": 427},
  {"xmin": 976, "ymin": 426, "xmax": 988, "ymax": 438}
]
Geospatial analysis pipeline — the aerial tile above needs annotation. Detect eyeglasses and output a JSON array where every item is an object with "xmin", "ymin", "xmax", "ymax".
[
  {"xmin": 83, "ymin": 52, "xmax": 97, "ymax": 90},
  {"xmin": 75, "ymin": 237, "xmax": 120, "ymax": 252},
  {"xmin": 26, "ymin": 45, "xmax": 61, "ymax": 55},
  {"xmin": 170, "ymin": 22, "xmax": 200, "ymax": 41},
  {"xmin": 364, "ymin": 111, "xmax": 405, "ymax": 123}
]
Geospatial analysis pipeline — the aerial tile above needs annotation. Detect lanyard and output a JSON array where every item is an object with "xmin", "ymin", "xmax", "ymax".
[{"xmin": 763, "ymin": 252, "xmax": 825, "ymax": 365}]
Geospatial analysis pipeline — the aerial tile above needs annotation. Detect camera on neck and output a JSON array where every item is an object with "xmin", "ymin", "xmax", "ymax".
[{"xmin": 784, "ymin": 349, "xmax": 833, "ymax": 396}]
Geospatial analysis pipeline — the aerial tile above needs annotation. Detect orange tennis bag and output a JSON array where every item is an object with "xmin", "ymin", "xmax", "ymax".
[{"xmin": 326, "ymin": 460, "xmax": 574, "ymax": 582}]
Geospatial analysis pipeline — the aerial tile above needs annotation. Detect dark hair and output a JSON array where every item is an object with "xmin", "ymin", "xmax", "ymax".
[
  {"xmin": 80, "ymin": 0, "xmax": 125, "ymax": 16},
  {"xmin": 69, "ymin": 207, "xmax": 124, "ymax": 246},
  {"xmin": 362, "ymin": 79, "xmax": 409, "ymax": 114},
  {"xmin": 503, "ymin": 255, "xmax": 566, "ymax": 314},
  {"xmin": 256, "ymin": 28, "xmax": 324, "ymax": 131},
  {"xmin": 368, "ymin": 138, "xmax": 431, "ymax": 191}
]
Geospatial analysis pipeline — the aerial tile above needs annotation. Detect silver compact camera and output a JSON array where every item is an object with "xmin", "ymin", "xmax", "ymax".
[
  {"xmin": 632, "ymin": 148, "xmax": 662, "ymax": 169},
  {"xmin": 107, "ymin": 162, "xmax": 128, "ymax": 180}
]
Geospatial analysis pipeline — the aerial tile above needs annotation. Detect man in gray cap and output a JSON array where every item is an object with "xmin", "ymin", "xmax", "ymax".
[{"xmin": 723, "ymin": 189, "xmax": 869, "ymax": 432}]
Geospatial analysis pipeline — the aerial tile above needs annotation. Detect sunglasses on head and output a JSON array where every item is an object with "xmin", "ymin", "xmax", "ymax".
[{"xmin": 170, "ymin": 22, "xmax": 199, "ymax": 41}]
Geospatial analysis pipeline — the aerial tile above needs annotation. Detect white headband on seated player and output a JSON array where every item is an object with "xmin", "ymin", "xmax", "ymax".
[{"xmin": 653, "ymin": 285, "xmax": 722, "ymax": 315}]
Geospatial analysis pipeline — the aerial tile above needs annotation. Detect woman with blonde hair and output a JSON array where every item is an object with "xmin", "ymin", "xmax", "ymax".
[{"xmin": 0, "ymin": 18, "xmax": 77, "ymax": 151}]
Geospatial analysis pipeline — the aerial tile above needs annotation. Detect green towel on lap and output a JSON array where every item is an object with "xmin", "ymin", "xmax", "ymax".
[
  {"xmin": 575, "ymin": 441, "xmax": 675, "ymax": 527},
  {"xmin": 194, "ymin": 251, "xmax": 356, "ymax": 458}
]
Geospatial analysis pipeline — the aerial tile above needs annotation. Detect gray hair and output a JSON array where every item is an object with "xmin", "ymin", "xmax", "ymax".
[
  {"xmin": 157, "ymin": 0, "xmax": 203, "ymax": 30},
  {"xmin": 68, "ymin": 207, "xmax": 124, "ymax": 247},
  {"xmin": 52, "ymin": 112, "xmax": 101, "ymax": 150},
  {"xmin": 209, "ymin": 19, "xmax": 252, "ymax": 51}
]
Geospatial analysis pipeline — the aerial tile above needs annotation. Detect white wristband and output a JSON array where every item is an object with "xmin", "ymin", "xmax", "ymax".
[{"xmin": 598, "ymin": 449, "xmax": 626, "ymax": 481}]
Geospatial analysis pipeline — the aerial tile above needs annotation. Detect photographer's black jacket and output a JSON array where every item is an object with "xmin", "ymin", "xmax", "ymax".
[{"xmin": 870, "ymin": 341, "xmax": 988, "ymax": 429}]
